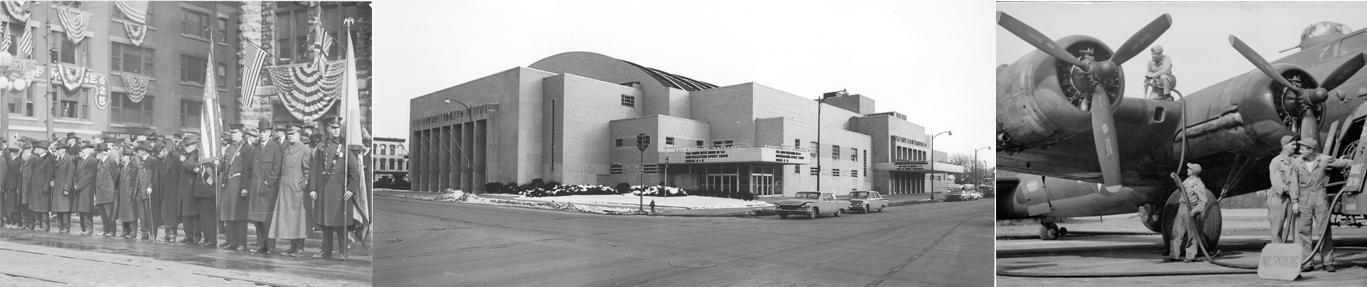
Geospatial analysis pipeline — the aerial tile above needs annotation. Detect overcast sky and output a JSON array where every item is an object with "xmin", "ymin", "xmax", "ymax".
[
  {"xmin": 998, "ymin": 2, "xmax": 1367, "ymax": 101},
  {"xmin": 372, "ymin": 0, "xmax": 996, "ymax": 163}
]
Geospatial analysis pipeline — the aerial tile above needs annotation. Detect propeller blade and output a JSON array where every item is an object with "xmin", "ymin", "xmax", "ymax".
[
  {"xmin": 998, "ymin": 11, "xmax": 1087, "ymax": 67},
  {"xmin": 1301, "ymin": 111, "xmax": 1320, "ymax": 147},
  {"xmin": 1111, "ymin": 14, "xmax": 1173, "ymax": 65},
  {"xmin": 1089, "ymin": 89, "xmax": 1123, "ymax": 190},
  {"xmin": 1320, "ymin": 53, "xmax": 1366, "ymax": 91},
  {"xmin": 1231, "ymin": 35, "xmax": 1304, "ymax": 95}
]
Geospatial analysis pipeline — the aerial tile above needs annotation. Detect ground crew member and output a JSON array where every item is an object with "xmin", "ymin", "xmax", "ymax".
[
  {"xmin": 1267, "ymin": 135, "xmax": 1299, "ymax": 243},
  {"xmin": 1146, "ymin": 45, "xmax": 1176, "ymax": 100},
  {"xmin": 1293, "ymin": 138, "xmax": 1348, "ymax": 272},
  {"xmin": 1168, "ymin": 162, "xmax": 1210, "ymax": 263}
]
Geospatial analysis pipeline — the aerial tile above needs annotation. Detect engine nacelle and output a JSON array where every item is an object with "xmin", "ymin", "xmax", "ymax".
[
  {"xmin": 1173, "ymin": 64, "xmax": 1315, "ymax": 159},
  {"xmin": 998, "ymin": 35, "xmax": 1125, "ymax": 152}
]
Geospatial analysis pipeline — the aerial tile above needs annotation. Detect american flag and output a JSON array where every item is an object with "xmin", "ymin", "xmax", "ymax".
[
  {"xmin": 240, "ymin": 41, "xmax": 268, "ymax": 109},
  {"xmin": 0, "ymin": 25, "xmax": 11, "ymax": 53},
  {"xmin": 198, "ymin": 32, "xmax": 222, "ymax": 167},
  {"xmin": 16, "ymin": 25, "xmax": 30, "ymax": 57}
]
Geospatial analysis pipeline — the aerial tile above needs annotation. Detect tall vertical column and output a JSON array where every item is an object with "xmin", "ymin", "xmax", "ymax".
[{"xmin": 474, "ymin": 119, "xmax": 486, "ymax": 193}]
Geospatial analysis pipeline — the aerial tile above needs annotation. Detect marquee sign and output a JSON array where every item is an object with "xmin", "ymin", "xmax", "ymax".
[{"xmin": 662, "ymin": 147, "xmax": 809, "ymax": 165}]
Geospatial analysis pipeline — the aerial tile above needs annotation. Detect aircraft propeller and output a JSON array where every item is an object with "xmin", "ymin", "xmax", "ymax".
[
  {"xmin": 997, "ymin": 12, "xmax": 1173, "ymax": 191},
  {"xmin": 1229, "ymin": 35, "xmax": 1366, "ymax": 143}
]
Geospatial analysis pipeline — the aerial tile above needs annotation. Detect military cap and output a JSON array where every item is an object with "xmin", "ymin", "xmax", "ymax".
[
  {"xmin": 1185, "ymin": 162, "xmax": 1202, "ymax": 173},
  {"xmin": 1301, "ymin": 138, "xmax": 1319, "ymax": 149},
  {"xmin": 258, "ymin": 119, "xmax": 273, "ymax": 130},
  {"xmin": 181, "ymin": 135, "xmax": 200, "ymax": 147},
  {"xmin": 1280, "ymin": 135, "xmax": 1297, "ymax": 146},
  {"xmin": 96, "ymin": 143, "xmax": 111, "ymax": 151},
  {"xmin": 325, "ymin": 117, "xmax": 342, "ymax": 128},
  {"xmin": 285, "ymin": 125, "xmax": 301, "ymax": 134},
  {"xmin": 243, "ymin": 128, "xmax": 259, "ymax": 138}
]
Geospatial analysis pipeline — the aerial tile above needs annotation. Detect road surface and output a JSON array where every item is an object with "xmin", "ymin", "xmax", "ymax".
[{"xmin": 375, "ymin": 196, "xmax": 994, "ymax": 286}]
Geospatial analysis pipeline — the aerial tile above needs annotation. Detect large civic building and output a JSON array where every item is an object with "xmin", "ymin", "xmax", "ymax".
[
  {"xmin": 0, "ymin": 2, "xmax": 371, "ymax": 141},
  {"xmin": 409, "ymin": 52, "xmax": 961, "ymax": 196}
]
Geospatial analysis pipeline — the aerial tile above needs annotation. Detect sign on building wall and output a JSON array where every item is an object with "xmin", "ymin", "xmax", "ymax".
[{"xmin": 662, "ymin": 147, "xmax": 809, "ymax": 165}]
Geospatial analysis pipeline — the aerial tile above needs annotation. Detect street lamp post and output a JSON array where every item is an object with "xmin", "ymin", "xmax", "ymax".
[
  {"xmin": 444, "ymin": 98, "xmax": 474, "ymax": 193},
  {"xmin": 929, "ymin": 130, "xmax": 952, "ymax": 201},
  {"xmin": 973, "ymin": 146, "xmax": 989, "ymax": 187},
  {"xmin": 815, "ymin": 89, "xmax": 845, "ymax": 192}
]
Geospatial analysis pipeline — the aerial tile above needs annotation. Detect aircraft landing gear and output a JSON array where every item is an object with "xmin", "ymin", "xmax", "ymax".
[{"xmin": 1039, "ymin": 220, "xmax": 1068, "ymax": 240}]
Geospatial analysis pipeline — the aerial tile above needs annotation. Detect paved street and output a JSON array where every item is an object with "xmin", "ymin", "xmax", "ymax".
[
  {"xmin": 0, "ymin": 225, "xmax": 371, "ymax": 286},
  {"xmin": 375, "ymin": 196, "xmax": 994, "ymax": 286}
]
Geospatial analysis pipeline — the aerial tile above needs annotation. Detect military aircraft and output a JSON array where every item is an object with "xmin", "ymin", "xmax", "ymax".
[{"xmin": 996, "ymin": 11, "xmax": 1367, "ymax": 247}]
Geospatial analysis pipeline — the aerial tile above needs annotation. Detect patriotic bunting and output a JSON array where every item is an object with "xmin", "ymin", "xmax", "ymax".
[
  {"xmin": 56, "ymin": 64, "xmax": 86, "ymax": 92},
  {"xmin": 56, "ymin": 6, "xmax": 93, "ymax": 44},
  {"xmin": 114, "ymin": 1, "xmax": 148, "ymax": 45},
  {"xmin": 16, "ymin": 24, "xmax": 30, "ymax": 57},
  {"xmin": 4, "ymin": 1, "xmax": 27, "ymax": 23},
  {"xmin": 120, "ymin": 73, "xmax": 149, "ymax": 103},
  {"xmin": 267, "ymin": 60, "xmax": 346, "ymax": 122},
  {"xmin": 240, "ymin": 42, "xmax": 268, "ymax": 108}
]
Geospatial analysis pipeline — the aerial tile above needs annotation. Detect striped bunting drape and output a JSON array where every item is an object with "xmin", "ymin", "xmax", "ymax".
[
  {"xmin": 4, "ymin": 1, "xmax": 27, "ymax": 23},
  {"xmin": 267, "ymin": 60, "xmax": 346, "ymax": 122},
  {"xmin": 114, "ymin": 1, "xmax": 148, "ymax": 46},
  {"xmin": 56, "ymin": 6, "xmax": 92, "ymax": 44},
  {"xmin": 120, "ymin": 73, "xmax": 149, "ymax": 103},
  {"xmin": 0, "ymin": 24, "xmax": 11, "ymax": 52},
  {"xmin": 56, "ymin": 64, "xmax": 85, "ymax": 91},
  {"xmin": 240, "ymin": 42, "xmax": 267, "ymax": 109}
]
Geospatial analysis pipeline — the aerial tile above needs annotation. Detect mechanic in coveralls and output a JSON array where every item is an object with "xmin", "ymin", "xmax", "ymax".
[
  {"xmin": 1292, "ymin": 138, "xmax": 1349, "ymax": 272},
  {"xmin": 1167, "ymin": 162, "xmax": 1210, "ymax": 263},
  {"xmin": 1146, "ymin": 45, "xmax": 1175, "ymax": 101}
]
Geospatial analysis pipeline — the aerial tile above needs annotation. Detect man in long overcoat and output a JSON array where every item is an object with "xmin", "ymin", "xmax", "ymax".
[
  {"xmin": 312, "ymin": 129, "xmax": 365, "ymax": 259},
  {"xmin": 219, "ymin": 128, "xmax": 252, "ymax": 251},
  {"xmin": 93, "ymin": 144, "xmax": 119, "ymax": 237},
  {"xmin": 157, "ymin": 136, "xmax": 183, "ymax": 242},
  {"xmin": 2, "ymin": 147, "xmax": 18, "ymax": 228},
  {"xmin": 182, "ymin": 136, "xmax": 217, "ymax": 246},
  {"xmin": 50, "ymin": 144, "xmax": 75, "ymax": 233},
  {"xmin": 249, "ymin": 123, "xmax": 284, "ymax": 253},
  {"xmin": 134, "ymin": 143, "xmax": 155, "ymax": 240},
  {"xmin": 116, "ymin": 147, "xmax": 138, "ymax": 238},
  {"xmin": 72, "ymin": 144, "xmax": 97, "ymax": 235},
  {"xmin": 20, "ymin": 143, "xmax": 39, "ymax": 230},
  {"xmin": 272, "ymin": 126, "xmax": 313, "ymax": 257},
  {"xmin": 177, "ymin": 136, "xmax": 203, "ymax": 244}
]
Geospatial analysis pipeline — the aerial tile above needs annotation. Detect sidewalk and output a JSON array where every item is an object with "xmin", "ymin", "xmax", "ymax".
[{"xmin": 376, "ymin": 189, "xmax": 944, "ymax": 217}]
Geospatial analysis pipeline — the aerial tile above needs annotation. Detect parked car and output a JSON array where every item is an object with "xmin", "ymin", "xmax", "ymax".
[
  {"xmin": 775, "ymin": 192, "xmax": 848, "ymax": 219},
  {"xmin": 944, "ymin": 189, "xmax": 977, "ymax": 201},
  {"xmin": 847, "ymin": 191, "xmax": 887, "ymax": 213}
]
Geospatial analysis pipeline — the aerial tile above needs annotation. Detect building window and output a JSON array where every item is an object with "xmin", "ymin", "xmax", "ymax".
[
  {"xmin": 111, "ymin": 93, "xmax": 153, "ymax": 126},
  {"xmin": 182, "ymin": 9, "xmax": 210, "ymax": 38},
  {"xmin": 111, "ymin": 43, "xmax": 154, "ymax": 75},
  {"xmin": 810, "ymin": 167, "xmax": 819, "ymax": 176},
  {"xmin": 863, "ymin": 150, "xmax": 868, "ymax": 175},
  {"xmin": 851, "ymin": 170, "xmax": 859, "ymax": 177},
  {"xmin": 832, "ymin": 145, "xmax": 840, "ymax": 160},
  {"xmin": 810, "ymin": 141, "xmax": 819, "ymax": 156},
  {"xmin": 665, "ymin": 137, "xmax": 674, "ymax": 145},
  {"xmin": 610, "ymin": 164, "xmax": 623, "ymax": 175},
  {"xmin": 712, "ymin": 140, "xmax": 734, "ymax": 147},
  {"xmin": 795, "ymin": 164, "xmax": 800, "ymax": 174},
  {"xmin": 217, "ymin": 17, "xmax": 230, "ymax": 43},
  {"xmin": 832, "ymin": 169, "xmax": 841, "ymax": 176},
  {"xmin": 181, "ymin": 100, "xmax": 201, "ymax": 128},
  {"xmin": 620, "ymin": 95, "xmax": 635, "ymax": 107},
  {"xmin": 8, "ymin": 88, "xmax": 33, "ymax": 117},
  {"xmin": 696, "ymin": 140, "xmax": 704, "ymax": 147},
  {"xmin": 50, "ymin": 85, "xmax": 88, "ymax": 120},
  {"xmin": 850, "ymin": 148, "xmax": 858, "ymax": 161},
  {"xmin": 216, "ymin": 62, "xmax": 228, "ymax": 90},
  {"xmin": 614, "ymin": 139, "xmax": 623, "ymax": 147},
  {"xmin": 181, "ymin": 55, "xmax": 207, "ymax": 85},
  {"xmin": 50, "ymin": 31, "xmax": 84, "ymax": 64},
  {"xmin": 794, "ymin": 139, "xmax": 801, "ymax": 149}
]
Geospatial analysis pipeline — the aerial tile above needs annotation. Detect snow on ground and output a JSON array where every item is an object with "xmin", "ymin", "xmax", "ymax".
[{"xmin": 517, "ymin": 194, "xmax": 773, "ymax": 210}]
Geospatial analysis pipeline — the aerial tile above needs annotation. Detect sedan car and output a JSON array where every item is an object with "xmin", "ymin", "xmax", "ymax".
[
  {"xmin": 847, "ymin": 191, "xmax": 887, "ymax": 213},
  {"xmin": 775, "ymin": 192, "xmax": 848, "ymax": 219}
]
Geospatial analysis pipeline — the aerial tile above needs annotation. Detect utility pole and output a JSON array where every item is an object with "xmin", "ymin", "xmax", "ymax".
[
  {"xmin": 816, "ymin": 90, "xmax": 844, "ymax": 192},
  {"xmin": 929, "ymin": 130, "xmax": 952, "ymax": 200},
  {"xmin": 974, "ymin": 146, "xmax": 989, "ymax": 187}
]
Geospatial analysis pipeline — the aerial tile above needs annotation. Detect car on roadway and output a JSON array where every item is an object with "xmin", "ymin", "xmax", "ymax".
[
  {"xmin": 847, "ymin": 191, "xmax": 887, "ymax": 213},
  {"xmin": 944, "ymin": 189, "xmax": 978, "ymax": 201},
  {"xmin": 775, "ymin": 192, "xmax": 848, "ymax": 219}
]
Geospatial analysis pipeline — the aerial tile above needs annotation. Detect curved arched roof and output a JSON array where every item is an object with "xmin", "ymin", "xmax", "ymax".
[{"xmin": 529, "ymin": 51, "xmax": 719, "ymax": 92}]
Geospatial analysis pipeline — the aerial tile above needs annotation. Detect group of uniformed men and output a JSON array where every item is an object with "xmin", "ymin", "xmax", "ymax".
[
  {"xmin": 0, "ymin": 118, "xmax": 368, "ymax": 260},
  {"xmin": 1267, "ymin": 135, "xmax": 1344, "ymax": 272}
]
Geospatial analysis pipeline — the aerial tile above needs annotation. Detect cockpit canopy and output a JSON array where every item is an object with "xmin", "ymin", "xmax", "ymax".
[{"xmin": 1301, "ymin": 21, "xmax": 1353, "ymax": 47}]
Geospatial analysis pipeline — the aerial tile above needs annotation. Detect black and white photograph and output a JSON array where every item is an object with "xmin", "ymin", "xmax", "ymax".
[
  {"xmin": 997, "ymin": 2, "xmax": 1367, "ymax": 286},
  {"xmin": 372, "ymin": 0, "xmax": 995, "ymax": 286},
  {"xmin": 0, "ymin": 1, "xmax": 372, "ymax": 286}
]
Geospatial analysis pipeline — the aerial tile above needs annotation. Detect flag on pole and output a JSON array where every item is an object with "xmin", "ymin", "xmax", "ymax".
[
  {"xmin": 342, "ymin": 20, "xmax": 369, "ymax": 228},
  {"xmin": 0, "ymin": 24, "xmax": 11, "ymax": 53},
  {"xmin": 17, "ymin": 25, "xmax": 31, "ymax": 57},
  {"xmin": 240, "ymin": 41, "xmax": 268, "ymax": 108},
  {"xmin": 199, "ymin": 33, "xmax": 222, "ymax": 166}
]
